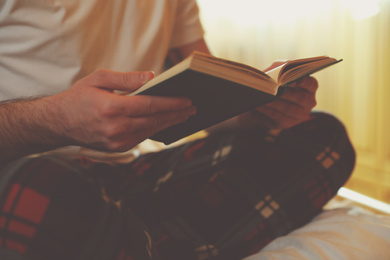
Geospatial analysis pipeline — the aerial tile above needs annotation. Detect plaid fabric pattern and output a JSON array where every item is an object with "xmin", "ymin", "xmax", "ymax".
[
  {"xmin": 0, "ymin": 112, "xmax": 356, "ymax": 260},
  {"xmin": 0, "ymin": 158, "xmax": 155, "ymax": 260}
]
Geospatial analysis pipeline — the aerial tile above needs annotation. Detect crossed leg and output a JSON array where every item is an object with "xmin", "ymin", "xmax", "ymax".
[{"xmin": 0, "ymin": 112, "xmax": 355, "ymax": 260}]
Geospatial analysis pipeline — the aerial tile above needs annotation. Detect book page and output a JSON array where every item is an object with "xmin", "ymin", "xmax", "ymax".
[
  {"xmin": 279, "ymin": 56, "xmax": 330, "ymax": 77},
  {"xmin": 191, "ymin": 52, "xmax": 278, "ymax": 94},
  {"xmin": 194, "ymin": 52, "xmax": 273, "ymax": 82},
  {"xmin": 265, "ymin": 63, "xmax": 286, "ymax": 82},
  {"xmin": 278, "ymin": 57, "xmax": 339, "ymax": 85}
]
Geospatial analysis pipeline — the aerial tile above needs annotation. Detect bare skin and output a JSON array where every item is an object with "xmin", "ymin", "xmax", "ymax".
[
  {"xmin": 0, "ymin": 70, "xmax": 196, "ymax": 163},
  {"xmin": 0, "ymin": 39, "xmax": 318, "ymax": 164}
]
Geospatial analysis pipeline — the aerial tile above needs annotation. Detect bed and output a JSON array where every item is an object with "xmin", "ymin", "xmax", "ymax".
[{"xmin": 244, "ymin": 189, "xmax": 390, "ymax": 259}]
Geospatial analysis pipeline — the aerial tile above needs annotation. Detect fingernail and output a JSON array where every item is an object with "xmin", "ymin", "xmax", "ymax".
[{"xmin": 141, "ymin": 71, "xmax": 155, "ymax": 84}]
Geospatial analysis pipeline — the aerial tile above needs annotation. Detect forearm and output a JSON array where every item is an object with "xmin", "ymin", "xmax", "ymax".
[
  {"xmin": 0, "ymin": 70, "xmax": 197, "ymax": 164},
  {"xmin": 0, "ymin": 96, "xmax": 69, "ymax": 163}
]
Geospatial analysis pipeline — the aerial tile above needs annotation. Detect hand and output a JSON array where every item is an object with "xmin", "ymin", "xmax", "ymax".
[
  {"xmin": 52, "ymin": 69, "xmax": 196, "ymax": 152},
  {"xmin": 237, "ymin": 76, "xmax": 318, "ymax": 130}
]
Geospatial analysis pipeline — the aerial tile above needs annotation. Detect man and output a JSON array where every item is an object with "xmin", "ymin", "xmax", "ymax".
[{"xmin": 0, "ymin": 1, "xmax": 355, "ymax": 259}]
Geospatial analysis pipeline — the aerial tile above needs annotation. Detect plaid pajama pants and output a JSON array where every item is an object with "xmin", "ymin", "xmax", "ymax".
[{"xmin": 0, "ymin": 112, "xmax": 355, "ymax": 260}]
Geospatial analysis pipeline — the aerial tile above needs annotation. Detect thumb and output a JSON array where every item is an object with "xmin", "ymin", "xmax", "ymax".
[{"xmin": 87, "ymin": 69, "xmax": 155, "ymax": 92}]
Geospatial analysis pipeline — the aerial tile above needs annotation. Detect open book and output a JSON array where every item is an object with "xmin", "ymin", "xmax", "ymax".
[{"xmin": 129, "ymin": 52, "xmax": 342, "ymax": 144}]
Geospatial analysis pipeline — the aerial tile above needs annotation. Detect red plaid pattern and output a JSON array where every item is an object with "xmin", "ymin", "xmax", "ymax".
[
  {"xmin": 0, "ymin": 112, "xmax": 356, "ymax": 260},
  {"xmin": 0, "ymin": 158, "xmax": 155, "ymax": 260}
]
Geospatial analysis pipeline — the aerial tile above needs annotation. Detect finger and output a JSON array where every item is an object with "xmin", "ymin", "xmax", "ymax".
[
  {"xmin": 242, "ymin": 109, "xmax": 280, "ymax": 129},
  {"xmin": 265, "ymin": 99, "xmax": 310, "ymax": 120},
  {"xmin": 104, "ymin": 108, "xmax": 197, "ymax": 151},
  {"xmin": 101, "ymin": 106, "xmax": 196, "ymax": 141},
  {"xmin": 292, "ymin": 76, "xmax": 318, "ymax": 94},
  {"xmin": 255, "ymin": 106, "xmax": 300, "ymax": 129},
  {"xmin": 115, "ymin": 95, "xmax": 193, "ymax": 116},
  {"xmin": 279, "ymin": 87, "xmax": 317, "ymax": 109},
  {"xmin": 86, "ymin": 69, "xmax": 155, "ymax": 91}
]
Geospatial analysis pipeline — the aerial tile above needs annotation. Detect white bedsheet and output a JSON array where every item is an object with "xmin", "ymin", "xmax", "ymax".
[{"xmin": 245, "ymin": 206, "xmax": 390, "ymax": 260}]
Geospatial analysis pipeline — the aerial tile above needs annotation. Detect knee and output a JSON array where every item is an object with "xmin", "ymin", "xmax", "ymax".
[
  {"xmin": 296, "ymin": 112, "xmax": 350, "ymax": 136},
  {"xmin": 292, "ymin": 112, "xmax": 354, "ymax": 148},
  {"xmin": 297, "ymin": 112, "xmax": 356, "ymax": 183},
  {"xmin": 309, "ymin": 111, "xmax": 349, "ymax": 132}
]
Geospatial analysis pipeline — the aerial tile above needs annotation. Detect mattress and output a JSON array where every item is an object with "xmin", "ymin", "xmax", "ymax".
[{"xmin": 244, "ymin": 190, "xmax": 390, "ymax": 259}]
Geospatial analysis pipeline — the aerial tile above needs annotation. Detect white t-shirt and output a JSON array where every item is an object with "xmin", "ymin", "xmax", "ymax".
[
  {"xmin": 0, "ymin": 0, "xmax": 205, "ymax": 161},
  {"xmin": 0, "ymin": 0, "xmax": 204, "ymax": 100}
]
